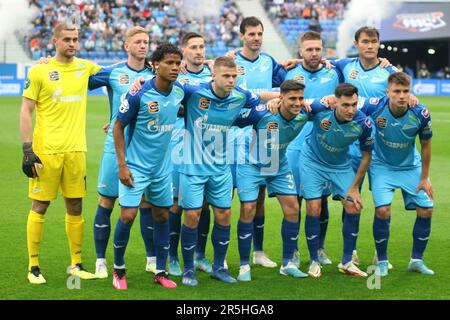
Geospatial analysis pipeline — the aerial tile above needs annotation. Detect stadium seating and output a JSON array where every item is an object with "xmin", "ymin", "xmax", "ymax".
[{"xmin": 23, "ymin": 0, "xmax": 244, "ymax": 62}]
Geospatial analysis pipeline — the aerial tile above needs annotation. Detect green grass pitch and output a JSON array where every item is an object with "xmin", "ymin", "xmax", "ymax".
[{"xmin": 1, "ymin": 95, "xmax": 449, "ymax": 300}]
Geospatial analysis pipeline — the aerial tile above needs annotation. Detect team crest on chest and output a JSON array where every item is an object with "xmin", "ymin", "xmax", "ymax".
[
  {"xmin": 237, "ymin": 65, "xmax": 245, "ymax": 76},
  {"xmin": 148, "ymin": 101, "xmax": 159, "ymax": 113},
  {"xmin": 320, "ymin": 119, "xmax": 332, "ymax": 131},
  {"xmin": 376, "ymin": 117, "xmax": 387, "ymax": 128},
  {"xmin": 48, "ymin": 71, "xmax": 60, "ymax": 81},
  {"xmin": 349, "ymin": 69, "xmax": 359, "ymax": 80},
  {"xmin": 294, "ymin": 75, "xmax": 305, "ymax": 84},
  {"xmin": 119, "ymin": 74, "xmax": 130, "ymax": 85},
  {"xmin": 267, "ymin": 121, "xmax": 279, "ymax": 132},
  {"xmin": 198, "ymin": 97, "xmax": 211, "ymax": 110}
]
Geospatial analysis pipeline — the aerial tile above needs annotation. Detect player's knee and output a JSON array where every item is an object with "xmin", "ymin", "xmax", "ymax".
[
  {"xmin": 31, "ymin": 200, "xmax": 50, "ymax": 214},
  {"xmin": 214, "ymin": 208, "xmax": 231, "ymax": 225},
  {"xmin": 99, "ymin": 196, "xmax": 115, "ymax": 210},
  {"xmin": 152, "ymin": 208, "xmax": 169, "ymax": 222},
  {"xmin": 240, "ymin": 205, "xmax": 256, "ymax": 223},
  {"xmin": 306, "ymin": 201, "xmax": 321, "ymax": 217},
  {"xmin": 184, "ymin": 210, "xmax": 200, "ymax": 227},
  {"xmin": 120, "ymin": 210, "xmax": 137, "ymax": 225},
  {"xmin": 417, "ymin": 207, "xmax": 433, "ymax": 218},
  {"xmin": 65, "ymin": 198, "xmax": 82, "ymax": 215},
  {"xmin": 284, "ymin": 211, "xmax": 299, "ymax": 223},
  {"xmin": 375, "ymin": 206, "xmax": 391, "ymax": 219}
]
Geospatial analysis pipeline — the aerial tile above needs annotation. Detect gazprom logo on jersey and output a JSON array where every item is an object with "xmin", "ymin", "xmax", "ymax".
[
  {"xmin": 52, "ymin": 87, "xmax": 82, "ymax": 103},
  {"xmin": 147, "ymin": 119, "xmax": 174, "ymax": 133}
]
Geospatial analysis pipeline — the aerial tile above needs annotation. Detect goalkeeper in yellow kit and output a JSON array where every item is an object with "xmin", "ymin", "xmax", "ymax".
[{"xmin": 20, "ymin": 22, "xmax": 101, "ymax": 284}]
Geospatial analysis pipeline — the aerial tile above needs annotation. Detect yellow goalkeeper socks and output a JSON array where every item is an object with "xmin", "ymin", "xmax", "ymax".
[
  {"xmin": 27, "ymin": 210, "xmax": 45, "ymax": 271},
  {"xmin": 65, "ymin": 213, "xmax": 84, "ymax": 266}
]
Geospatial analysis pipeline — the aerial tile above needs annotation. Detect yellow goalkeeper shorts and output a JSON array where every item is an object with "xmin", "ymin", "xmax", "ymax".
[{"xmin": 28, "ymin": 152, "xmax": 86, "ymax": 201}]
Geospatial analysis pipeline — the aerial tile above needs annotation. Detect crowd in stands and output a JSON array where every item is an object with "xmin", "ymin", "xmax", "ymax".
[
  {"xmin": 23, "ymin": 0, "xmax": 243, "ymax": 61},
  {"xmin": 263, "ymin": 0, "xmax": 349, "ymax": 57},
  {"xmin": 263, "ymin": 0, "xmax": 348, "ymax": 20}
]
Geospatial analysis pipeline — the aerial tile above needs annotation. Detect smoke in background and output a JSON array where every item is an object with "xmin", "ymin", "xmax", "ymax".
[
  {"xmin": 336, "ymin": 0, "xmax": 401, "ymax": 58},
  {"xmin": 0, "ymin": 0, "xmax": 38, "ymax": 41},
  {"xmin": 182, "ymin": 0, "xmax": 221, "ymax": 20}
]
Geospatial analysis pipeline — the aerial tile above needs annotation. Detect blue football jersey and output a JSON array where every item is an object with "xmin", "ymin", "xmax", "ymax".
[
  {"xmin": 302, "ymin": 100, "xmax": 374, "ymax": 171},
  {"xmin": 235, "ymin": 105, "xmax": 309, "ymax": 175},
  {"xmin": 180, "ymin": 82, "xmax": 261, "ymax": 176},
  {"xmin": 285, "ymin": 64, "xmax": 343, "ymax": 151},
  {"xmin": 332, "ymin": 58, "xmax": 398, "ymax": 98},
  {"xmin": 235, "ymin": 51, "xmax": 286, "ymax": 92},
  {"xmin": 361, "ymin": 96, "xmax": 432, "ymax": 170},
  {"xmin": 117, "ymin": 78, "xmax": 184, "ymax": 176},
  {"xmin": 88, "ymin": 62, "xmax": 154, "ymax": 153},
  {"xmin": 171, "ymin": 67, "xmax": 213, "ymax": 163}
]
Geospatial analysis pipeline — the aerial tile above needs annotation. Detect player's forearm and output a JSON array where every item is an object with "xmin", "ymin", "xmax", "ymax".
[
  {"xmin": 351, "ymin": 151, "xmax": 372, "ymax": 189},
  {"xmin": 113, "ymin": 120, "xmax": 127, "ymax": 167},
  {"xmin": 19, "ymin": 99, "xmax": 35, "ymax": 144},
  {"xmin": 260, "ymin": 92, "xmax": 280, "ymax": 103},
  {"xmin": 420, "ymin": 139, "xmax": 432, "ymax": 180}
]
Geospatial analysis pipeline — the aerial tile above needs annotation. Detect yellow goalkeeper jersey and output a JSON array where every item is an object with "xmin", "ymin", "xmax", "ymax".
[{"xmin": 23, "ymin": 57, "xmax": 101, "ymax": 154}]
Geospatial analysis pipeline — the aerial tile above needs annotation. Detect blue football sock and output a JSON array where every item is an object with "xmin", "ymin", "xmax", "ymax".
[
  {"xmin": 412, "ymin": 216, "xmax": 431, "ymax": 260},
  {"xmin": 237, "ymin": 220, "xmax": 253, "ymax": 266},
  {"xmin": 169, "ymin": 210, "xmax": 181, "ymax": 261},
  {"xmin": 282, "ymin": 219, "xmax": 299, "ymax": 267},
  {"xmin": 113, "ymin": 218, "xmax": 132, "ymax": 267},
  {"xmin": 305, "ymin": 215, "xmax": 320, "ymax": 262},
  {"xmin": 253, "ymin": 215, "xmax": 265, "ymax": 251},
  {"xmin": 319, "ymin": 201, "xmax": 329, "ymax": 250},
  {"xmin": 139, "ymin": 207, "xmax": 155, "ymax": 257},
  {"xmin": 181, "ymin": 224, "xmax": 197, "ymax": 272},
  {"xmin": 93, "ymin": 205, "xmax": 112, "ymax": 259},
  {"xmin": 342, "ymin": 212, "xmax": 361, "ymax": 264},
  {"xmin": 211, "ymin": 222, "xmax": 230, "ymax": 270},
  {"xmin": 154, "ymin": 220, "xmax": 170, "ymax": 271},
  {"xmin": 196, "ymin": 209, "xmax": 210, "ymax": 260},
  {"xmin": 373, "ymin": 214, "xmax": 390, "ymax": 261}
]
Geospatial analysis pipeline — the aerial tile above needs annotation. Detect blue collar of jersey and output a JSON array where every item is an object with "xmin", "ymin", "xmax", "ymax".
[
  {"xmin": 208, "ymin": 81, "xmax": 230, "ymax": 100},
  {"xmin": 300, "ymin": 63, "xmax": 325, "ymax": 74},
  {"xmin": 386, "ymin": 98, "xmax": 409, "ymax": 119},
  {"xmin": 334, "ymin": 109, "xmax": 352, "ymax": 124},
  {"xmin": 237, "ymin": 51, "xmax": 260, "ymax": 63},
  {"xmin": 126, "ymin": 63, "xmax": 148, "ymax": 73},
  {"xmin": 150, "ymin": 77, "xmax": 172, "ymax": 97},
  {"xmin": 186, "ymin": 65, "xmax": 208, "ymax": 75},
  {"xmin": 358, "ymin": 58, "xmax": 381, "ymax": 72},
  {"xmin": 279, "ymin": 108, "xmax": 297, "ymax": 123}
]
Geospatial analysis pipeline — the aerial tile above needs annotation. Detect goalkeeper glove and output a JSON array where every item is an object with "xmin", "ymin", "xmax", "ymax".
[{"xmin": 22, "ymin": 142, "xmax": 42, "ymax": 178}]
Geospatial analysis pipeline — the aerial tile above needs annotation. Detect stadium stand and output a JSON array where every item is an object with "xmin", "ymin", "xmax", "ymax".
[
  {"xmin": 262, "ymin": 0, "xmax": 349, "ymax": 57},
  {"xmin": 22, "ymin": 0, "xmax": 244, "ymax": 61}
]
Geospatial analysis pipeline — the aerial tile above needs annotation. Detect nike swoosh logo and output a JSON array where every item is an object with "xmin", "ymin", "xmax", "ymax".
[
  {"xmin": 290, "ymin": 235, "xmax": 299, "ymax": 241},
  {"xmin": 76, "ymin": 71, "xmax": 85, "ymax": 78},
  {"xmin": 183, "ymin": 245, "xmax": 196, "ymax": 251},
  {"xmin": 255, "ymin": 224, "xmax": 264, "ymax": 229},
  {"xmin": 170, "ymin": 232, "xmax": 179, "ymax": 236},
  {"xmin": 239, "ymin": 233, "xmax": 252, "ymax": 240},
  {"xmin": 147, "ymin": 226, "xmax": 154, "ymax": 230},
  {"xmin": 306, "ymin": 235, "xmax": 318, "ymax": 241},
  {"xmin": 163, "ymin": 246, "xmax": 170, "ymax": 250},
  {"xmin": 375, "ymin": 238, "xmax": 387, "ymax": 244},
  {"xmin": 95, "ymin": 224, "xmax": 109, "ymax": 228},
  {"xmin": 219, "ymin": 241, "xmax": 230, "ymax": 246},
  {"xmin": 351, "ymin": 233, "xmax": 358, "ymax": 237},
  {"xmin": 418, "ymin": 237, "xmax": 430, "ymax": 241},
  {"xmin": 113, "ymin": 244, "xmax": 125, "ymax": 249}
]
